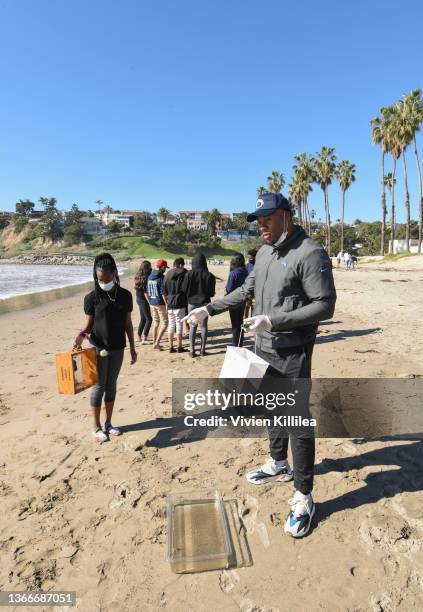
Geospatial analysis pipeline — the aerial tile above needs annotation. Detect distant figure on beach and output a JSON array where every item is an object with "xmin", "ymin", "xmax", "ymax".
[
  {"xmin": 226, "ymin": 252, "xmax": 248, "ymax": 347},
  {"xmin": 164, "ymin": 257, "xmax": 188, "ymax": 354},
  {"xmin": 351, "ymin": 255, "xmax": 358, "ymax": 269},
  {"xmin": 344, "ymin": 251, "xmax": 352, "ymax": 270},
  {"xmin": 246, "ymin": 248, "xmax": 257, "ymax": 274},
  {"xmin": 147, "ymin": 259, "xmax": 169, "ymax": 350},
  {"xmin": 73, "ymin": 252, "xmax": 137, "ymax": 444},
  {"xmin": 336, "ymin": 250, "xmax": 343, "ymax": 267},
  {"xmin": 134, "ymin": 260, "xmax": 152, "ymax": 344},
  {"xmin": 181, "ymin": 251, "xmax": 216, "ymax": 357},
  {"xmin": 244, "ymin": 248, "xmax": 257, "ymax": 318}
]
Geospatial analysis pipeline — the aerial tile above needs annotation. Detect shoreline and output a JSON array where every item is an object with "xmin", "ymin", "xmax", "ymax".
[{"xmin": 0, "ymin": 263, "xmax": 133, "ymax": 315}]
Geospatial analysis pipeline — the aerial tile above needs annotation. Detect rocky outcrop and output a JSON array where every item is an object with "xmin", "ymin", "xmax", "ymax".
[{"xmin": 0, "ymin": 254, "xmax": 95, "ymax": 265}]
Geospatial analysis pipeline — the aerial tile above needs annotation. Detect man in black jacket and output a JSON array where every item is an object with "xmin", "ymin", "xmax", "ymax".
[
  {"xmin": 186, "ymin": 193, "xmax": 336, "ymax": 537},
  {"xmin": 164, "ymin": 258, "xmax": 188, "ymax": 353}
]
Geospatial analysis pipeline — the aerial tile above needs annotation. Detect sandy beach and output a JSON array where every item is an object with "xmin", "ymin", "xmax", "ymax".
[{"xmin": 1, "ymin": 259, "xmax": 423, "ymax": 611}]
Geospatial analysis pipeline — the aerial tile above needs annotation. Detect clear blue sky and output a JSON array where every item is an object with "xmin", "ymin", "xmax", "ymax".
[{"xmin": 0, "ymin": 0, "xmax": 422, "ymax": 223}]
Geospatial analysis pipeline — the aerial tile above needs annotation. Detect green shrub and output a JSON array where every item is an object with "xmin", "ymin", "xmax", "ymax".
[{"xmin": 13, "ymin": 215, "xmax": 29, "ymax": 234}]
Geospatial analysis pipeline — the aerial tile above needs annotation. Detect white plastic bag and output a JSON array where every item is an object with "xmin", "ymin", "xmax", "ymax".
[{"xmin": 219, "ymin": 346, "xmax": 269, "ymax": 380}]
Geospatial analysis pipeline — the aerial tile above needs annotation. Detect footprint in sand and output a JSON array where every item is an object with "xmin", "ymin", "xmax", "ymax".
[
  {"xmin": 239, "ymin": 598, "xmax": 279, "ymax": 612},
  {"xmin": 255, "ymin": 522, "xmax": 270, "ymax": 548},
  {"xmin": 109, "ymin": 482, "xmax": 143, "ymax": 509},
  {"xmin": 359, "ymin": 515, "xmax": 422, "ymax": 553},
  {"xmin": 239, "ymin": 495, "xmax": 259, "ymax": 534},
  {"xmin": 219, "ymin": 569, "xmax": 240, "ymax": 593}
]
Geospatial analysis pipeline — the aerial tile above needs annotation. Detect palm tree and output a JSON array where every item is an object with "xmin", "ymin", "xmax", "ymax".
[
  {"xmin": 392, "ymin": 99, "xmax": 414, "ymax": 251},
  {"xmin": 157, "ymin": 207, "xmax": 170, "ymax": 224},
  {"xmin": 288, "ymin": 178, "xmax": 303, "ymax": 223},
  {"xmin": 382, "ymin": 106, "xmax": 402, "ymax": 253},
  {"xmin": 203, "ymin": 208, "xmax": 222, "ymax": 236},
  {"xmin": 371, "ymin": 115, "xmax": 389, "ymax": 255},
  {"xmin": 256, "ymin": 186, "xmax": 267, "ymax": 196},
  {"xmin": 384, "ymin": 172, "xmax": 397, "ymax": 252},
  {"xmin": 335, "ymin": 160, "xmax": 356, "ymax": 252},
  {"xmin": 403, "ymin": 89, "xmax": 423, "ymax": 252},
  {"xmin": 267, "ymin": 170, "xmax": 285, "ymax": 193},
  {"xmin": 292, "ymin": 153, "xmax": 315, "ymax": 231},
  {"xmin": 179, "ymin": 212, "xmax": 189, "ymax": 226},
  {"xmin": 313, "ymin": 146, "xmax": 337, "ymax": 254}
]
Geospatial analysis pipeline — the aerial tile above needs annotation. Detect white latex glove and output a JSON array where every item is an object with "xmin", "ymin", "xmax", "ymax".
[
  {"xmin": 243, "ymin": 315, "xmax": 272, "ymax": 334},
  {"xmin": 182, "ymin": 306, "xmax": 209, "ymax": 325}
]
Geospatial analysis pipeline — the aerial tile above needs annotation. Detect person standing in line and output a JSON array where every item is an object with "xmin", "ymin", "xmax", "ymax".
[
  {"xmin": 147, "ymin": 259, "xmax": 169, "ymax": 350},
  {"xmin": 181, "ymin": 251, "xmax": 216, "ymax": 358},
  {"xmin": 134, "ymin": 260, "xmax": 152, "ymax": 344},
  {"xmin": 73, "ymin": 252, "xmax": 137, "ymax": 444},
  {"xmin": 244, "ymin": 248, "xmax": 257, "ymax": 318},
  {"xmin": 164, "ymin": 257, "xmax": 188, "ymax": 353},
  {"xmin": 246, "ymin": 248, "xmax": 257, "ymax": 274},
  {"xmin": 344, "ymin": 251, "xmax": 352, "ymax": 270},
  {"xmin": 226, "ymin": 253, "xmax": 248, "ymax": 346},
  {"xmin": 186, "ymin": 193, "xmax": 336, "ymax": 537}
]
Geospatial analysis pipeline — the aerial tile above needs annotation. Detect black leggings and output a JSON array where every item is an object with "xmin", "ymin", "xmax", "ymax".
[
  {"xmin": 90, "ymin": 348, "xmax": 124, "ymax": 408},
  {"xmin": 229, "ymin": 307, "xmax": 244, "ymax": 347},
  {"xmin": 137, "ymin": 298, "xmax": 152, "ymax": 338}
]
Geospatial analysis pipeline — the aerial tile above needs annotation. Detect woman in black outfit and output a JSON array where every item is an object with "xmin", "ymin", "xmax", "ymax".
[
  {"xmin": 134, "ymin": 260, "xmax": 152, "ymax": 343},
  {"xmin": 73, "ymin": 252, "xmax": 137, "ymax": 444}
]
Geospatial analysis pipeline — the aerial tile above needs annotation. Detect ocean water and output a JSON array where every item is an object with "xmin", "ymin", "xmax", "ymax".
[{"xmin": 0, "ymin": 264, "xmax": 95, "ymax": 300}]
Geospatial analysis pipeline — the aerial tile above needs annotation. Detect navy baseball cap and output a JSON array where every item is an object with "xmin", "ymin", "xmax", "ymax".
[{"xmin": 246, "ymin": 193, "xmax": 291, "ymax": 222}]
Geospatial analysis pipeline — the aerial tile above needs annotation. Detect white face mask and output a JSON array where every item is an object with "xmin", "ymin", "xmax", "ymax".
[{"xmin": 99, "ymin": 279, "xmax": 115, "ymax": 292}]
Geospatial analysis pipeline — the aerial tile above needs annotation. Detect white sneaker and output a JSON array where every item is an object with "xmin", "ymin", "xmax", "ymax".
[
  {"xmin": 104, "ymin": 423, "xmax": 122, "ymax": 436},
  {"xmin": 92, "ymin": 428, "xmax": 108, "ymax": 444},
  {"xmin": 246, "ymin": 458, "xmax": 293, "ymax": 485},
  {"xmin": 284, "ymin": 490, "xmax": 315, "ymax": 538}
]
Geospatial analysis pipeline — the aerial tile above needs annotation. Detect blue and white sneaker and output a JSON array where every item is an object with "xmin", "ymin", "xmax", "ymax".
[
  {"xmin": 284, "ymin": 490, "xmax": 315, "ymax": 538},
  {"xmin": 246, "ymin": 458, "xmax": 293, "ymax": 485}
]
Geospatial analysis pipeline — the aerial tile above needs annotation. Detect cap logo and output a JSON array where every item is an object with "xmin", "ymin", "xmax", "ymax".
[{"xmin": 256, "ymin": 198, "xmax": 264, "ymax": 209}]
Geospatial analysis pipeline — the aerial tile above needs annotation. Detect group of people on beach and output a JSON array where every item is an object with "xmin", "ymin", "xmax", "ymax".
[
  {"xmin": 134, "ymin": 249, "xmax": 257, "ymax": 354},
  {"xmin": 73, "ymin": 192, "xmax": 337, "ymax": 539},
  {"xmin": 73, "ymin": 248, "xmax": 258, "ymax": 442},
  {"xmin": 336, "ymin": 250, "xmax": 358, "ymax": 270}
]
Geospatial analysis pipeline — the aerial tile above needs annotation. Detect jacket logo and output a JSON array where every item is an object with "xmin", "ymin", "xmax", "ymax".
[{"xmin": 256, "ymin": 198, "xmax": 264, "ymax": 209}]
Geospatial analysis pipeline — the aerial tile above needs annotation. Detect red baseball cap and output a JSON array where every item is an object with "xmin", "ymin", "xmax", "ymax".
[{"xmin": 155, "ymin": 258, "xmax": 169, "ymax": 268}]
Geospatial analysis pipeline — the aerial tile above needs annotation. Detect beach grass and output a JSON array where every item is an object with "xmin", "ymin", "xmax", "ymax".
[{"xmin": 379, "ymin": 252, "xmax": 423, "ymax": 262}]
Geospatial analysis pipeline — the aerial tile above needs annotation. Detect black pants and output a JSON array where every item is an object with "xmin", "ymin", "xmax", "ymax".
[
  {"xmin": 137, "ymin": 298, "xmax": 152, "ymax": 338},
  {"xmin": 229, "ymin": 307, "xmax": 244, "ymax": 347},
  {"xmin": 256, "ymin": 342, "xmax": 315, "ymax": 495}
]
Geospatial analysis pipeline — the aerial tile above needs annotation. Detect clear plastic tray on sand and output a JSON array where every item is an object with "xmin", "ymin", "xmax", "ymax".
[{"xmin": 166, "ymin": 488, "xmax": 233, "ymax": 573}]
